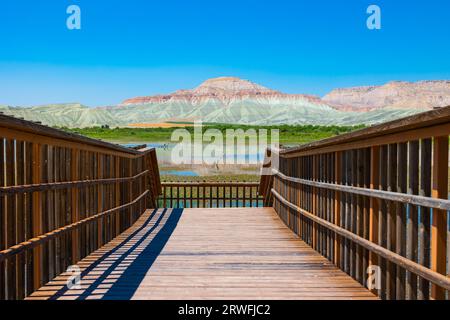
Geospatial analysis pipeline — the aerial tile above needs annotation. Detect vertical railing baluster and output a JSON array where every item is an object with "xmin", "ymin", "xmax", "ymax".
[
  {"xmin": 0, "ymin": 139, "xmax": 4, "ymax": 299},
  {"xmin": 114, "ymin": 156, "xmax": 120, "ymax": 236},
  {"xmin": 350, "ymin": 149, "xmax": 357, "ymax": 279},
  {"xmin": 170, "ymin": 184, "xmax": 173, "ymax": 208},
  {"xmin": 418, "ymin": 138, "xmax": 432, "ymax": 300},
  {"xmin": 334, "ymin": 151, "xmax": 342, "ymax": 267},
  {"xmin": 430, "ymin": 136, "xmax": 448, "ymax": 300},
  {"xmin": 369, "ymin": 146, "xmax": 380, "ymax": 295},
  {"xmin": 5, "ymin": 139, "xmax": 16, "ymax": 299},
  {"xmin": 33, "ymin": 143, "xmax": 43, "ymax": 291},
  {"xmin": 386, "ymin": 144, "xmax": 397, "ymax": 299},
  {"xmin": 406, "ymin": 140, "xmax": 419, "ymax": 299},
  {"xmin": 396, "ymin": 143, "xmax": 408, "ymax": 299},
  {"xmin": 15, "ymin": 141, "xmax": 25, "ymax": 299}
]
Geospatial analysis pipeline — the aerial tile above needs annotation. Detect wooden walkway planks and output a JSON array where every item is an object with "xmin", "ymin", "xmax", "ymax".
[{"xmin": 27, "ymin": 208, "xmax": 377, "ymax": 300}]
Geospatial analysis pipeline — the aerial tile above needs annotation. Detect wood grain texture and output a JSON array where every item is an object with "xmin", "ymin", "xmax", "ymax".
[
  {"xmin": 27, "ymin": 208, "xmax": 377, "ymax": 300},
  {"xmin": 430, "ymin": 136, "xmax": 448, "ymax": 300},
  {"xmin": 0, "ymin": 113, "xmax": 148, "ymax": 158}
]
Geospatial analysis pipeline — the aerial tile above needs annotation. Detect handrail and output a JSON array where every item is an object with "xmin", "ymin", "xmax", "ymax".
[
  {"xmin": 258, "ymin": 148, "xmax": 272, "ymax": 199},
  {"xmin": 280, "ymin": 106, "xmax": 450, "ymax": 156},
  {"xmin": 263, "ymin": 105, "xmax": 450, "ymax": 300},
  {"xmin": 0, "ymin": 190, "xmax": 149, "ymax": 263},
  {"xmin": 0, "ymin": 170, "xmax": 149, "ymax": 195},
  {"xmin": 0, "ymin": 113, "xmax": 145, "ymax": 157},
  {"xmin": 273, "ymin": 170, "xmax": 450, "ymax": 211},
  {"xmin": 271, "ymin": 189, "xmax": 450, "ymax": 291}
]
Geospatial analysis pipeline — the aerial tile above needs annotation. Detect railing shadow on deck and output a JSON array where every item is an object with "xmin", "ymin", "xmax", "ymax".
[
  {"xmin": 44, "ymin": 208, "xmax": 183, "ymax": 300},
  {"xmin": 100, "ymin": 208, "xmax": 182, "ymax": 300}
]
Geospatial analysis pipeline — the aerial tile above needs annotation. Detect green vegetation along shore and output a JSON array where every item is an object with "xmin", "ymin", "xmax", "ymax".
[
  {"xmin": 61, "ymin": 124, "xmax": 365, "ymax": 145},
  {"xmin": 161, "ymin": 174, "xmax": 260, "ymax": 183}
]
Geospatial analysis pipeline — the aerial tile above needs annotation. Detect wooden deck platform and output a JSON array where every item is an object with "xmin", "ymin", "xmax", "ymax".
[{"xmin": 27, "ymin": 208, "xmax": 377, "ymax": 300}]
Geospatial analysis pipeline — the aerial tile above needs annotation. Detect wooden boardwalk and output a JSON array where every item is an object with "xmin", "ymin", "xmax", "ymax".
[{"xmin": 27, "ymin": 208, "xmax": 377, "ymax": 300}]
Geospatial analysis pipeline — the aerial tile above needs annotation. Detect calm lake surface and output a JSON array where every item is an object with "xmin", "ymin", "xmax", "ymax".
[
  {"xmin": 123, "ymin": 142, "xmax": 266, "ymax": 165},
  {"xmin": 160, "ymin": 170, "xmax": 199, "ymax": 176}
]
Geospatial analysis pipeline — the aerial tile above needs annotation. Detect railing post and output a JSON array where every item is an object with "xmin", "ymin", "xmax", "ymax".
[
  {"xmin": 115, "ymin": 156, "xmax": 121, "ymax": 235},
  {"xmin": 5, "ymin": 140, "xmax": 16, "ymax": 299},
  {"xmin": 312, "ymin": 155, "xmax": 318, "ymax": 250},
  {"xmin": 430, "ymin": 136, "xmax": 448, "ymax": 300},
  {"xmin": 334, "ymin": 151, "xmax": 342, "ymax": 267},
  {"xmin": 32, "ymin": 143, "xmax": 42, "ymax": 290},
  {"xmin": 97, "ymin": 153, "xmax": 103, "ymax": 248},
  {"xmin": 70, "ymin": 149, "xmax": 80, "ymax": 264},
  {"xmin": 297, "ymin": 157, "xmax": 302, "ymax": 238},
  {"xmin": 128, "ymin": 158, "xmax": 132, "ymax": 226},
  {"xmin": 145, "ymin": 153, "xmax": 155, "ymax": 208},
  {"xmin": 369, "ymin": 146, "xmax": 380, "ymax": 293},
  {"xmin": 418, "ymin": 138, "xmax": 432, "ymax": 300},
  {"xmin": 262, "ymin": 172, "xmax": 273, "ymax": 207},
  {"xmin": 0, "ymin": 139, "xmax": 4, "ymax": 299},
  {"xmin": 386, "ymin": 144, "xmax": 397, "ymax": 299},
  {"xmin": 406, "ymin": 140, "xmax": 419, "ymax": 299}
]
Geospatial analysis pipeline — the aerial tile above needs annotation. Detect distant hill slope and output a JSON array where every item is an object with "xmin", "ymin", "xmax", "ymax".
[
  {"xmin": 323, "ymin": 80, "xmax": 450, "ymax": 111},
  {"xmin": 0, "ymin": 103, "xmax": 120, "ymax": 127},
  {"xmin": 1, "ymin": 77, "xmax": 449, "ymax": 127}
]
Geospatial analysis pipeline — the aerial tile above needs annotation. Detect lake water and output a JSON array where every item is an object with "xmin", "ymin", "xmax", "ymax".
[
  {"xmin": 123, "ymin": 142, "xmax": 266, "ymax": 165},
  {"xmin": 160, "ymin": 170, "xmax": 198, "ymax": 176}
]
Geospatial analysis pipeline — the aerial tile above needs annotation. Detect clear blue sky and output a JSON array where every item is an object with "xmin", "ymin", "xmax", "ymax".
[{"xmin": 1, "ymin": 0, "xmax": 449, "ymax": 106}]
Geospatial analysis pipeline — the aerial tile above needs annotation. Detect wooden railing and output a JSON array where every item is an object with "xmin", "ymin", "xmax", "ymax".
[
  {"xmin": 259, "ymin": 148, "xmax": 274, "ymax": 207},
  {"xmin": 262, "ymin": 106, "xmax": 450, "ymax": 300},
  {"xmin": 0, "ymin": 114, "xmax": 161, "ymax": 300},
  {"xmin": 159, "ymin": 182, "xmax": 263, "ymax": 208}
]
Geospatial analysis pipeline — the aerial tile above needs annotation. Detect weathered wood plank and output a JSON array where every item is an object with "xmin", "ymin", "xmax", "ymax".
[{"xmin": 27, "ymin": 208, "xmax": 377, "ymax": 300}]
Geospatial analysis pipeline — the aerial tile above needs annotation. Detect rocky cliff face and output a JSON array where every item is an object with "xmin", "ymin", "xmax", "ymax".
[
  {"xmin": 121, "ymin": 77, "xmax": 325, "ymax": 107},
  {"xmin": 123, "ymin": 77, "xmax": 450, "ymax": 112},
  {"xmin": 323, "ymin": 80, "xmax": 450, "ymax": 111}
]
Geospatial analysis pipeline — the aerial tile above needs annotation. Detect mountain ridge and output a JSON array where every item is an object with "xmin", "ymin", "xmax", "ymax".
[
  {"xmin": 323, "ymin": 80, "xmax": 450, "ymax": 111},
  {"xmin": 1, "ymin": 77, "xmax": 449, "ymax": 127},
  {"xmin": 121, "ymin": 77, "xmax": 325, "ymax": 107}
]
